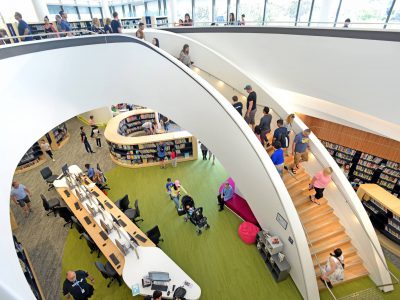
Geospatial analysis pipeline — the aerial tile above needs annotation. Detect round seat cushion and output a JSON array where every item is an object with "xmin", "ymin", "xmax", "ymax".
[{"xmin": 238, "ymin": 222, "xmax": 259, "ymax": 244}]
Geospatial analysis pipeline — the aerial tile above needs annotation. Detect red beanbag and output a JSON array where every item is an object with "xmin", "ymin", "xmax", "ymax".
[{"xmin": 238, "ymin": 221, "xmax": 260, "ymax": 244}]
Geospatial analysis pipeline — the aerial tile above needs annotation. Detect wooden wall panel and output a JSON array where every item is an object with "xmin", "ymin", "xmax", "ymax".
[{"xmin": 297, "ymin": 113, "xmax": 400, "ymax": 163}]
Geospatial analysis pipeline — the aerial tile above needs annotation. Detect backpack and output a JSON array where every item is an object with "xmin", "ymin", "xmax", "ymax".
[
  {"xmin": 277, "ymin": 128, "xmax": 288, "ymax": 148},
  {"xmin": 173, "ymin": 287, "xmax": 187, "ymax": 300}
]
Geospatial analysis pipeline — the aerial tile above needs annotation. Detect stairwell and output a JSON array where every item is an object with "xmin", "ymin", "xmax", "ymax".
[{"xmin": 266, "ymin": 142, "xmax": 369, "ymax": 290}]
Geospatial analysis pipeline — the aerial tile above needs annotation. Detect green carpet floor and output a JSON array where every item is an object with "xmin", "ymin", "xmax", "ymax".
[{"xmin": 61, "ymin": 157, "xmax": 400, "ymax": 299}]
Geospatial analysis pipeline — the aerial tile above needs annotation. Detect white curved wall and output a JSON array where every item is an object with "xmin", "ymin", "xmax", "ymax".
[
  {"xmin": 140, "ymin": 29, "xmax": 392, "ymax": 292},
  {"xmin": 0, "ymin": 36, "xmax": 315, "ymax": 299}
]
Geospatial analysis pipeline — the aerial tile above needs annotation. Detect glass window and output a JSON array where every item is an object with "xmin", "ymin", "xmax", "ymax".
[
  {"xmin": 123, "ymin": 5, "xmax": 133, "ymax": 17},
  {"xmin": 296, "ymin": 0, "xmax": 313, "ymax": 26},
  {"xmin": 388, "ymin": 0, "xmax": 400, "ymax": 29},
  {"xmin": 338, "ymin": 0, "xmax": 392, "ymax": 29},
  {"xmin": 310, "ymin": 0, "xmax": 341, "ymax": 27},
  {"xmin": 176, "ymin": 0, "xmax": 193, "ymax": 21},
  {"xmin": 238, "ymin": 0, "xmax": 265, "ymax": 25},
  {"xmin": 63, "ymin": 6, "xmax": 80, "ymax": 21},
  {"xmin": 135, "ymin": 5, "xmax": 146, "ymax": 17},
  {"xmin": 266, "ymin": 0, "xmax": 299, "ymax": 26},
  {"xmin": 229, "ymin": 0, "xmax": 237, "ymax": 19},
  {"xmin": 78, "ymin": 6, "xmax": 91, "ymax": 20},
  {"xmin": 215, "ymin": 0, "xmax": 228, "ymax": 23},
  {"xmin": 114, "ymin": 5, "xmax": 124, "ymax": 17},
  {"xmin": 91, "ymin": 7, "xmax": 103, "ymax": 18},
  {"xmin": 194, "ymin": 0, "xmax": 212, "ymax": 24},
  {"xmin": 146, "ymin": 1, "xmax": 160, "ymax": 16},
  {"xmin": 160, "ymin": 0, "xmax": 165, "ymax": 16}
]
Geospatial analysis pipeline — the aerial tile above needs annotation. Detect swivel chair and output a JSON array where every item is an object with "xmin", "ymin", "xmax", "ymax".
[
  {"xmin": 124, "ymin": 199, "xmax": 144, "ymax": 226},
  {"xmin": 114, "ymin": 194, "xmax": 131, "ymax": 212},
  {"xmin": 40, "ymin": 167, "xmax": 59, "ymax": 191},
  {"xmin": 55, "ymin": 207, "xmax": 73, "ymax": 228},
  {"xmin": 95, "ymin": 261, "xmax": 122, "ymax": 288},
  {"xmin": 41, "ymin": 194, "xmax": 61, "ymax": 216},
  {"xmin": 146, "ymin": 225, "xmax": 164, "ymax": 247},
  {"xmin": 82, "ymin": 232, "xmax": 100, "ymax": 258},
  {"xmin": 71, "ymin": 216, "xmax": 84, "ymax": 239}
]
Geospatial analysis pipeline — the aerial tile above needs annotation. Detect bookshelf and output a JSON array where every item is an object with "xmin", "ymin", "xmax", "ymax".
[
  {"xmin": 320, "ymin": 140, "xmax": 356, "ymax": 168},
  {"xmin": 15, "ymin": 142, "xmax": 45, "ymax": 174},
  {"xmin": 120, "ymin": 17, "xmax": 144, "ymax": 29},
  {"xmin": 358, "ymin": 184, "xmax": 400, "ymax": 245},
  {"xmin": 105, "ymin": 109, "xmax": 198, "ymax": 168},
  {"xmin": 48, "ymin": 122, "xmax": 69, "ymax": 150}
]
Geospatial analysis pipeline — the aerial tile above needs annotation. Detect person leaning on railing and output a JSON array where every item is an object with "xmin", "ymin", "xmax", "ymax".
[
  {"xmin": 91, "ymin": 17, "xmax": 104, "ymax": 34},
  {"xmin": 184, "ymin": 13, "xmax": 193, "ymax": 26},
  {"xmin": 43, "ymin": 16, "xmax": 59, "ymax": 38},
  {"xmin": 14, "ymin": 12, "xmax": 33, "ymax": 42}
]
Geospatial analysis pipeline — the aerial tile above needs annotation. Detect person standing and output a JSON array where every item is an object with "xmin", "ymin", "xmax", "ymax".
[
  {"xmin": 273, "ymin": 119, "xmax": 289, "ymax": 151},
  {"xmin": 208, "ymin": 150, "xmax": 216, "ymax": 165},
  {"xmin": 111, "ymin": 12, "xmax": 122, "ymax": 34},
  {"xmin": 104, "ymin": 18, "xmax": 113, "ymax": 33},
  {"xmin": 183, "ymin": 13, "xmax": 193, "ymax": 26},
  {"xmin": 170, "ymin": 147, "xmax": 177, "ymax": 168},
  {"xmin": 63, "ymin": 270, "xmax": 94, "ymax": 300},
  {"xmin": 157, "ymin": 142, "xmax": 167, "ymax": 169},
  {"xmin": 170, "ymin": 180, "xmax": 187, "ymax": 210},
  {"xmin": 271, "ymin": 141, "xmax": 285, "ymax": 177},
  {"xmin": 14, "ymin": 12, "xmax": 33, "ymax": 42},
  {"xmin": 232, "ymin": 95, "xmax": 243, "ymax": 116},
  {"xmin": 10, "ymin": 181, "xmax": 33, "ymax": 218},
  {"xmin": 244, "ymin": 84, "xmax": 257, "ymax": 131},
  {"xmin": 55, "ymin": 15, "xmax": 63, "ymax": 33},
  {"xmin": 343, "ymin": 18, "xmax": 351, "ymax": 28},
  {"xmin": 217, "ymin": 182, "xmax": 233, "ymax": 211},
  {"xmin": 43, "ymin": 16, "xmax": 59, "ymax": 38},
  {"xmin": 142, "ymin": 121, "xmax": 154, "ymax": 135},
  {"xmin": 165, "ymin": 178, "xmax": 174, "ymax": 199},
  {"xmin": 152, "ymin": 38, "xmax": 159, "ymax": 47},
  {"xmin": 91, "ymin": 18, "xmax": 104, "ymax": 34},
  {"xmin": 136, "ymin": 22, "xmax": 145, "ymax": 39},
  {"xmin": 85, "ymin": 164, "xmax": 95, "ymax": 181},
  {"xmin": 80, "ymin": 126, "xmax": 95, "ymax": 154},
  {"xmin": 290, "ymin": 128, "xmax": 311, "ymax": 174},
  {"xmin": 89, "ymin": 115, "xmax": 96, "ymax": 137},
  {"xmin": 59, "ymin": 11, "xmax": 72, "ymax": 36},
  {"xmin": 285, "ymin": 113, "xmax": 295, "ymax": 156},
  {"xmin": 200, "ymin": 143, "xmax": 208, "ymax": 160},
  {"xmin": 92, "ymin": 126, "xmax": 102, "ymax": 148},
  {"xmin": 240, "ymin": 14, "xmax": 246, "ymax": 25},
  {"xmin": 228, "ymin": 13, "xmax": 237, "ymax": 25},
  {"xmin": 258, "ymin": 106, "xmax": 272, "ymax": 147},
  {"xmin": 309, "ymin": 167, "xmax": 333, "ymax": 205},
  {"xmin": 40, "ymin": 139, "xmax": 55, "ymax": 161},
  {"xmin": 179, "ymin": 44, "xmax": 193, "ymax": 68}
]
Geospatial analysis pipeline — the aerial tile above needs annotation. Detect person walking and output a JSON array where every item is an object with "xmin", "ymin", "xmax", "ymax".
[
  {"xmin": 10, "ymin": 181, "xmax": 33, "ymax": 218},
  {"xmin": 92, "ymin": 126, "xmax": 102, "ymax": 148},
  {"xmin": 179, "ymin": 44, "xmax": 193, "ymax": 67},
  {"xmin": 165, "ymin": 178, "xmax": 174, "ymax": 199},
  {"xmin": 170, "ymin": 180, "xmax": 187, "ymax": 210},
  {"xmin": 320, "ymin": 248, "xmax": 344, "ymax": 289},
  {"xmin": 232, "ymin": 95, "xmax": 243, "ymax": 116},
  {"xmin": 217, "ymin": 182, "xmax": 233, "ymax": 211},
  {"xmin": 290, "ymin": 128, "xmax": 311, "ymax": 174},
  {"xmin": 273, "ymin": 119, "xmax": 289, "ymax": 152},
  {"xmin": 111, "ymin": 12, "xmax": 122, "ymax": 33},
  {"xmin": 170, "ymin": 147, "xmax": 177, "ymax": 168},
  {"xmin": 258, "ymin": 106, "xmax": 272, "ymax": 147},
  {"xmin": 14, "ymin": 12, "xmax": 33, "ymax": 42},
  {"xmin": 80, "ymin": 126, "xmax": 95, "ymax": 154},
  {"xmin": 271, "ymin": 141, "xmax": 285, "ymax": 177},
  {"xmin": 136, "ymin": 22, "xmax": 145, "ymax": 39},
  {"xmin": 309, "ymin": 167, "xmax": 333, "ymax": 205},
  {"xmin": 63, "ymin": 270, "xmax": 94, "ymax": 300},
  {"xmin": 40, "ymin": 139, "xmax": 55, "ymax": 161},
  {"xmin": 244, "ymin": 84, "xmax": 257, "ymax": 131},
  {"xmin": 200, "ymin": 142, "xmax": 208, "ymax": 160},
  {"xmin": 157, "ymin": 142, "xmax": 167, "ymax": 169},
  {"xmin": 208, "ymin": 150, "xmax": 216, "ymax": 165},
  {"xmin": 284, "ymin": 113, "xmax": 295, "ymax": 155}
]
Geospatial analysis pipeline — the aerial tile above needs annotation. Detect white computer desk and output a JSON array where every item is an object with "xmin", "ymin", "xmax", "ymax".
[{"xmin": 54, "ymin": 165, "xmax": 201, "ymax": 300}]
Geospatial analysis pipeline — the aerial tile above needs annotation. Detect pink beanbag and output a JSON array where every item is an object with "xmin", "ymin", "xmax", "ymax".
[{"xmin": 238, "ymin": 221, "xmax": 260, "ymax": 244}]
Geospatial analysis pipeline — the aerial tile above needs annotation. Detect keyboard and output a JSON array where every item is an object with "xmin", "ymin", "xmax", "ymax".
[
  {"xmin": 99, "ymin": 231, "xmax": 108, "ymax": 241},
  {"xmin": 109, "ymin": 253, "xmax": 120, "ymax": 266},
  {"xmin": 135, "ymin": 234, "xmax": 147, "ymax": 243},
  {"xmin": 151, "ymin": 284, "xmax": 168, "ymax": 292},
  {"xmin": 105, "ymin": 201, "xmax": 113, "ymax": 209},
  {"xmin": 118, "ymin": 219, "xmax": 127, "ymax": 227},
  {"xmin": 64, "ymin": 190, "xmax": 70, "ymax": 197},
  {"xmin": 74, "ymin": 202, "xmax": 80, "ymax": 210},
  {"xmin": 84, "ymin": 216, "xmax": 92, "ymax": 225},
  {"xmin": 92, "ymin": 191, "xmax": 99, "ymax": 197}
]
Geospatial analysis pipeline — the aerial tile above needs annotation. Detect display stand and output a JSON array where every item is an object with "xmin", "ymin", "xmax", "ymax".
[
  {"xmin": 357, "ymin": 184, "xmax": 400, "ymax": 245},
  {"xmin": 48, "ymin": 122, "xmax": 69, "ymax": 150},
  {"xmin": 15, "ymin": 142, "xmax": 45, "ymax": 174},
  {"xmin": 105, "ymin": 109, "xmax": 198, "ymax": 168}
]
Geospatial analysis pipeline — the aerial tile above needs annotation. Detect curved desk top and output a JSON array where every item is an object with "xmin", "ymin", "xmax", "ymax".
[
  {"xmin": 123, "ymin": 247, "xmax": 201, "ymax": 300},
  {"xmin": 104, "ymin": 109, "xmax": 193, "ymax": 146}
]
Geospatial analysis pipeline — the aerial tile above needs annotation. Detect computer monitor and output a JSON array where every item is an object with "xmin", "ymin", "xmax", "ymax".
[
  {"xmin": 97, "ymin": 208, "xmax": 105, "ymax": 221},
  {"xmin": 115, "ymin": 239, "xmax": 128, "ymax": 256},
  {"xmin": 100, "ymin": 218, "xmax": 110, "ymax": 234},
  {"xmin": 62, "ymin": 164, "xmax": 69, "ymax": 175},
  {"xmin": 148, "ymin": 272, "xmax": 170, "ymax": 282},
  {"xmin": 86, "ymin": 205, "xmax": 96, "ymax": 218}
]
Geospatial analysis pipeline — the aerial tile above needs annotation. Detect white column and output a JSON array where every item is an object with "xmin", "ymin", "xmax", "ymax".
[
  {"xmin": 31, "ymin": 0, "xmax": 50, "ymax": 20},
  {"xmin": 168, "ymin": 0, "xmax": 177, "ymax": 24},
  {"xmin": 101, "ymin": 0, "xmax": 111, "ymax": 19}
]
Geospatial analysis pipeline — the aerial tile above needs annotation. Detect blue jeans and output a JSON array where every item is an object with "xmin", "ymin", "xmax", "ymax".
[{"xmin": 172, "ymin": 196, "xmax": 180, "ymax": 210}]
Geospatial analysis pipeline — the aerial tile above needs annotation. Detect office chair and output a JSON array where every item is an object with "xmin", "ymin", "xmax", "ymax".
[
  {"xmin": 40, "ymin": 167, "xmax": 59, "ymax": 191},
  {"xmin": 124, "ymin": 200, "xmax": 143, "ymax": 226},
  {"xmin": 40, "ymin": 194, "xmax": 61, "ymax": 216},
  {"xmin": 71, "ymin": 216, "xmax": 84, "ymax": 239},
  {"xmin": 146, "ymin": 225, "xmax": 164, "ymax": 247},
  {"xmin": 55, "ymin": 207, "xmax": 73, "ymax": 228},
  {"xmin": 82, "ymin": 232, "xmax": 100, "ymax": 258},
  {"xmin": 95, "ymin": 261, "xmax": 122, "ymax": 288},
  {"xmin": 114, "ymin": 194, "xmax": 131, "ymax": 212}
]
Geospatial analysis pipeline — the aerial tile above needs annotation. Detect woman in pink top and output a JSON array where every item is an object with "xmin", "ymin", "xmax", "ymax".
[{"xmin": 309, "ymin": 167, "xmax": 333, "ymax": 205}]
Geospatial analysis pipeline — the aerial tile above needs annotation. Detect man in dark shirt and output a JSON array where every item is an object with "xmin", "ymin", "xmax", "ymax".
[
  {"xmin": 273, "ymin": 119, "xmax": 289, "ymax": 150},
  {"xmin": 244, "ymin": 84, "xmax": 257, "ymax": 131},
  {"xmin": 232, "ymin": 95, "xmax": 243, "ymax": 116},
  {"xmin": 111, "ymin": 12, "xmax": 122, "ymax": 34},
  {"xmin": 80, "ymin": 126, "xmax": 95, "ymax": 154},
  {"xmin": 258, "ymin": 106, "xmax": 272, "ymax": 147},
  {"xmin": 63, "ymin": 270, "xmax": 94, "ymax": 300},
  {"xmin": 14, "ymin": 12, "xmax": 33, "ymax": 41}
]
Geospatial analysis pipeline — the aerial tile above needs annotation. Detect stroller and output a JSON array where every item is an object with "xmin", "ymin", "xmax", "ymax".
[{"xmin": 181, "ymin": 195, "xmax": 210, "ymax": 235}]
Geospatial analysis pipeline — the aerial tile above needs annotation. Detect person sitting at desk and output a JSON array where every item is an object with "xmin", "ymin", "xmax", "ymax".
[
  {"xmin": 144, "ymin": 290, "xmax": 162, "ymax": 300},
  {"xmin": 217, "ymin": 182, "xmax": 233, "ymax": 211},
  {"xmin": 85, "ymin": 164, "xmax": 95, "ymax": 181},
  {"xmin": 63, "ymin": 270, "xmax": 94, "ymax": 300}
]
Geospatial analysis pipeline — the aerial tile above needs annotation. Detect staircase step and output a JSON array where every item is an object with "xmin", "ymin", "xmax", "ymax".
[
  {"xmin": 282, "ymin": 167, "xmax": 305, "ymax": 181},
  {"xmin": 310, "ymin": 234, "xmax": 351, "ymax": 256},
  {"xmin": 299, "ymin": 203, "xmax": 334, "ymax": 223},
  {"xmin": 296, "ymin": 198, "xmax": 328, "ymax": 215},
  {"xmin": 304, "ymin": 215, "xmax": 340, "ymax": 235},
  {"xmin": 317, "ymin": 264, "xmax": 368, "ymax": 290},
  {"xmin": 314, "ymin": 254, "xmax": 363, "ymax": 276},
  {"xmin": 287, "ymin": 179, "xmax": 310, "ymax": 193},
  {"xmin": 312, "ymin": 243, "xmax": 357, "ymax": 266},
  {"xmin": 283, "ymin": 171, "xmax": 309, "ymax": 186},
  {"xmin": 307, "ymin": 224, "xmax": 344, "ymax": 245}
]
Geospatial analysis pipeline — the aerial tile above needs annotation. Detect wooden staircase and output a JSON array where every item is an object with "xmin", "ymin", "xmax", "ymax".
[{"xmin": 265, "ymin": 142, "xmax": 369, "ymax": 290}]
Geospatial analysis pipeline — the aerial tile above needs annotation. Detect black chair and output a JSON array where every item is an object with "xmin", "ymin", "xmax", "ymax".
[
  {"xmin": 115, "ymin": 194, "xmax": 131, "ymax": 212},
  {"xmin": 55, "ymin": 207, "xmax": 73, "ymax": 228},
  {"xmin": 41, "ymin": 194, "xmax": 61, "ymax": 216},
  {"xmin": 124, "ymin": 200, "xmax": 144, "ymax": 226},
  {"xmin": 82, "ymin": 232, "xmax": 100, "ymax": 258},
  {"xmin": 146, "ymin": 225, "xmax": 164, "ymax": 247},
  {"xmin": 40, "ymin": 167, "xmax": 59, "ymax": 191},
  {"xmin": 71, "ymin": 216, "xmax": 84, "ymax": 239},
  {"xmin": 95, "ymin": 261, "xmax": 122, "ymax": 288}
]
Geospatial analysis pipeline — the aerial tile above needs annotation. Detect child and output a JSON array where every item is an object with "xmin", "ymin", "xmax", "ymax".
[
  {"xmin": 166, "ymin": 178, "xmax": 174, "ymax": 199},
  {"xmin": 271, "ymin": 141, "xmax": 285, "ymax": 177},
  {"xmin": 254, "ymin": 125, "xmax": 262, "ymax": 143},
  {"xmin": 170, "ymin": 147, "xmax": 177, "ymax": 168},
  {"xmin": 92, "ymin": 126, "xmax": 102, "ymax": 148},
  {"xmin": 273, "ymin": 119, "xmax": 289, "ymax": 151}
]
